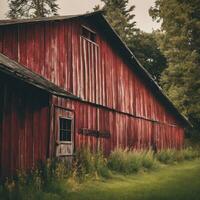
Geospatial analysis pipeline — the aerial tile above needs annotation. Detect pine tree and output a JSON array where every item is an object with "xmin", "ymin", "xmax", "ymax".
[
  {"xmin": 150, "ymin": 0, "xmax": 200, "ymax": 129},
  {"xmin": 94, "ymin": 0, "xmax": 138, "ymax": 45},
  {"xmin": 7, "ymin": 0, "xmax": 59, "ymax": 19}
]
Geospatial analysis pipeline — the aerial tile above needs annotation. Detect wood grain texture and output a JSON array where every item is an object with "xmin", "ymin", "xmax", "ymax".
[{"xmin": 52, "ymin": 97, "xmax": 184, "ymax": 155}]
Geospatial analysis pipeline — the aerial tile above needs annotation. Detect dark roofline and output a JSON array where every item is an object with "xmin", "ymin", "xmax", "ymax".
[
  {"xmin": 0, "ymin": 11, "xmax": 191, "ymax": 127},
  {"xmin": 0, "ymin": 53, "xmax": 79, "ymax": 99},
  {"xmin": 0, "ymin": 10, "xmax": 104, "ymax": 26}
]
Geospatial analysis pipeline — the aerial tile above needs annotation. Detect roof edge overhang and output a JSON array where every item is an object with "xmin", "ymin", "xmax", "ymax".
[
  {"xmin": 0, "ymin": 53, "xmax": 79, "ymax": 100},
  {"xmin": 0, "ymin": 10, "xmax": 104, "ymax": 26}
]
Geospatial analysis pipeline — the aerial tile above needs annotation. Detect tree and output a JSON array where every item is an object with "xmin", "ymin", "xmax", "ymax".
[
  {"xmin": 94, "ymin": 0, "xmax": 137, "ymax": 45},
  {"xmin": 130, "ymin": 31, "xmax": 167, "ymax": 82},
  {"xmin": 7, "ymin": 0, "xmax": 59, "ymax": 19},
  {"xmin": 150, "ymin": 0, "xmax": 200, "ymax": 129}
]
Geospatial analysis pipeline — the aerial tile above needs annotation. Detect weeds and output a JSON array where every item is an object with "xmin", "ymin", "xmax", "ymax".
[
  {"xmin": 156, "ymin": 148, "xmax": 199, "ymax": 164},
  {"xmin": 73, "ymin": 147, "xmax": 111, "ymax": 180},
  {"xmin": 0, "ymin": 147, "xmax": 199, "ymax": 199},
  {"xmin": 108, "ymin": 149, "xmax": 158, "ymax": 174}
]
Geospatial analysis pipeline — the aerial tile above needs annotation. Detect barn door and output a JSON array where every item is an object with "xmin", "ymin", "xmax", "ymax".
[{"xmin": 54, "ymin": 108, "xmax": 74, "ymax": 157}]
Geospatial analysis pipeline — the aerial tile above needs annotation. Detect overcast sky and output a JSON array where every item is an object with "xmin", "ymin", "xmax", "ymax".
[{"xmin": 0, "ymin": 0, "xmax": 160, "ymax": 32}]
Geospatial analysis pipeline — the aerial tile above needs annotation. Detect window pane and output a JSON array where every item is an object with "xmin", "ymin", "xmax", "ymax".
[
  {"xmin": 66, "ymin": 131, "xmax": 71, "ymax": 141},
  {"xmin": 67, "ymin": 120, "xmax": 71, "ymax": 130},
  {"xmin": 59, "ymin": 118, "xmax": 72, "ymax": 142},
  {"xmin": 62, "ymin": 119, "xmax": 67, "ymax": 130}
]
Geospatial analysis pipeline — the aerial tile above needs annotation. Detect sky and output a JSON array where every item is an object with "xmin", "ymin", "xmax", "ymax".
[{"xmin": 0, "ymin": 0, "xmax": 160, "ymax": 32}]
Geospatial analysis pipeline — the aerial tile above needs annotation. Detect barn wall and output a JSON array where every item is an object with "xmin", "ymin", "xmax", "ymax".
[
  {"xmin": 0, "ymin": 20, "xmax": 181, "ymax": 127},
  {"xmin": 0, "ymin": 74, "xmax": 50, "ymax": 177},
  {"xmin": 51, "ymin": 97, "xmax": 184, "ymax": 156}
]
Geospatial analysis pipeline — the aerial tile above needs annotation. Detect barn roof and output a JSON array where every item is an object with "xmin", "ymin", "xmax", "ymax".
[
  {"xmin": 0, "ymin": 11, "xmax": 191, "ymax": 127},
  {"xmin": 0, "ymin": 11, "xmax": 103, "ymax": 26},
  {"xmin": 0, "ymin": 53, "xmax": 78, "ymax": 99}
]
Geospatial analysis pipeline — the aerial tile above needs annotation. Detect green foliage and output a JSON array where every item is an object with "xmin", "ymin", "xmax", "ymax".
[
  {"xmin": 74, "ymin": 147, "xmax": 111, "ymax": 180},
  {"xmin": 130, "ymin": 31, "xmax": 167, "ymax": 82},
  {"xmin": 150, "ymin": 0, "xmax": 200, "ymax": 131},
  {"xmin": 108, "ymin": 149, "xmax": 158, "ymax": 174},
  {"xmin": 156, "ymin": 149, "xmax": 177, "ymax": 164},
  {"xmin": 156, "ymin": 148, "xmax": 199, "ymax": 164},
  {"xmin": 7, "ymin": 0, "xmax": 59, "ymax": 19},
  {"xmin": 141, "ymin": 150, "xmax": 159, "ymax": 170},
  {"xmin": 94, "ymin": 0, "xmax": 137, "ymax": 45},
  {"xmin": 108, "ymin": 148, "xmax": 199, "ymax": 173}
]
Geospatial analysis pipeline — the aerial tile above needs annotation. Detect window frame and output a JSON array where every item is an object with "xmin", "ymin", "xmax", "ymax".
[{"xmin": 58, "ymin": 116, "xmax": 73, "ymax": 144}]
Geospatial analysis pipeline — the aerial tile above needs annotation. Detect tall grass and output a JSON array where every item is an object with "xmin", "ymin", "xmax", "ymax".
[
  {"xmin": 108, "ymin": 149, "xmax": 158, "ymax": 174},
  {"xmin": 108, "ymin": 147, "xmax": 200, "ymax": 174},
  {"xmin": 73, "ymin": 147, "xmax": 111, "ymax": 180},
  {"xmin": 156, "ymin": 148, "xmax": 200, "ymax": 164}
]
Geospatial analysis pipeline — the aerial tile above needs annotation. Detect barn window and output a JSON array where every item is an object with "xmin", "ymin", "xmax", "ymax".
[
  {"xmin": 59, "ymin": 118, "xmax": 72, "ymax": 142},
  {"xmin": 81, "ymin": 26, "xmax": 96, "ymax": 43}
]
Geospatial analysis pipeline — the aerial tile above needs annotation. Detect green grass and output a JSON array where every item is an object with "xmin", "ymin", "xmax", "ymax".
[
  {"xmin": 4, "ymin": 159, "xmax": 199, "ymax": 200},
  {"xmin": 65, "ymin": 160, "xmax": 200, "ymax": 200}
]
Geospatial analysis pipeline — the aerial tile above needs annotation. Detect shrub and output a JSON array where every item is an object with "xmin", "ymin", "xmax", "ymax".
[
  {"xmin": 179, "ymin": 147, "xmax": 199, "ymax": 161},
  {"xmin": 73, "ymin": 147, "xmax": 111, "ymax": 180},
  {"xmin": 141, "ymin": 150, "xmax": 159, "ymax": 170},
  {"xmin": 108, "ymin": 149, "xmax": 158, "ymax": 174},
  {"xmin": 156, "ymin": 148, "xmax": 200, "ymax": 164},
  {"xmin": 107, "ymin": 148, "xmax": 127, "ymax": 173},
  {"xmin": 156, "ymin": 149, "xmax": 177, "ymax": 164}
]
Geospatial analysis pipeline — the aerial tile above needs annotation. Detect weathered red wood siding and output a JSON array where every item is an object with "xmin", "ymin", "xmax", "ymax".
[
  {"xmin": 0, "ymin": 18, "xmax": 184, "ymax": 156},
  {"xmin": 49, "ymin": 97, "xmax": 184, "ymax": 156},
  {"xmin": 0, "ymin": 73, "xmax": 50, "ymax": 177}
]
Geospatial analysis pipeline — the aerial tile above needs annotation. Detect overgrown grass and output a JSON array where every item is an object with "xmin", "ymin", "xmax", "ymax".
[
  {"xmin": 107, "ymin": 149, "xmax": 158, "ymax": 174},
  {"xmin": 73, "ymin": 147, "xmax": 111, "ymax": 180},
  {"xmin": 156, "ymin": 148, "xmax": 200, "ymax": 164},
  {"xmin": 0, "ymin": 147, "xmax": 199, "ymax": 200}
]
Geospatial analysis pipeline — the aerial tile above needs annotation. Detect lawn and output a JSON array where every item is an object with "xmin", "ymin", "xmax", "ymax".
[
  {"xmin": 1, "ymin": 160, "xmax": 200, "ymax": 200},
  {"xmin": 44, "ymin": 160, "xmax": 200, "ymax": 200}
]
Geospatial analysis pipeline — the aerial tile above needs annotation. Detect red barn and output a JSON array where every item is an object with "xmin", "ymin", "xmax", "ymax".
[{"xmin": 0, "ymin": 11, "xmax": 190, "ymax": 177}]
